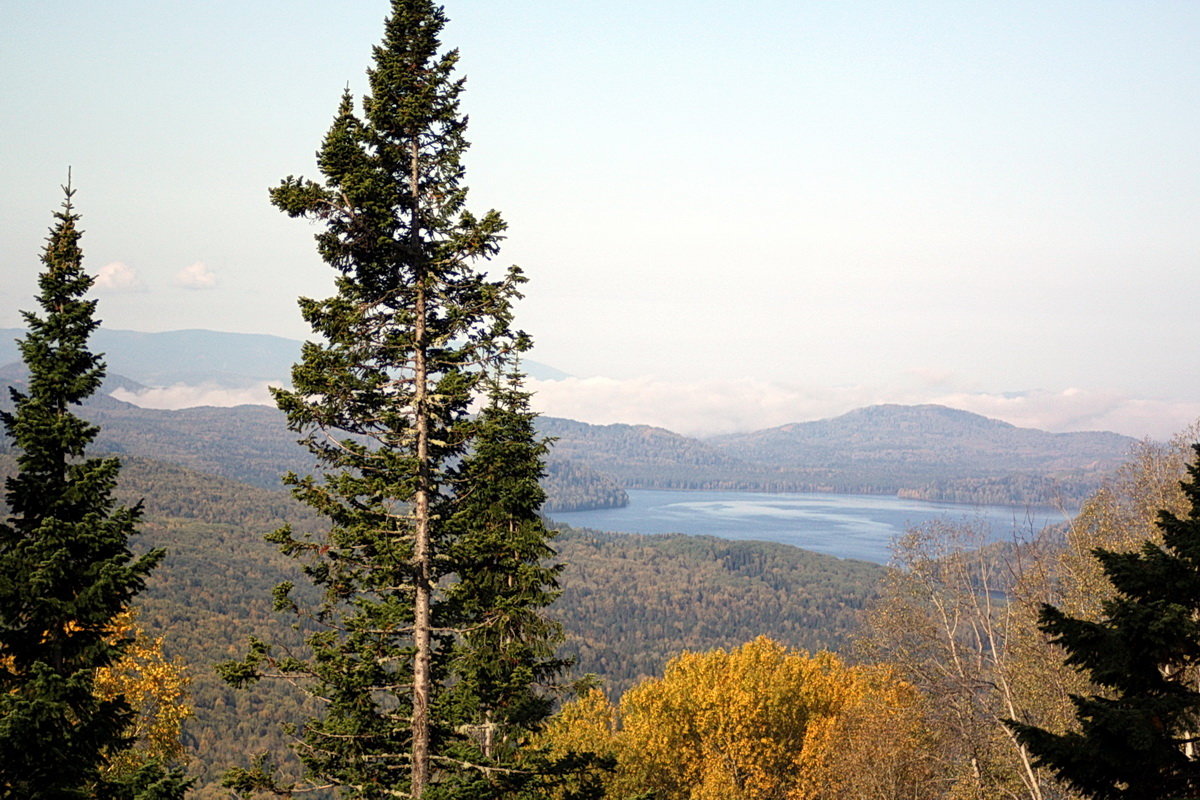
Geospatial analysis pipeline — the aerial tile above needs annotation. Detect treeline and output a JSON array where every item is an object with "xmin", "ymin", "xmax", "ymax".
[
  {"xmin": 611, "ymin": 468, "xmax": 1101, "ymax": 507},
  {"xmin": 541, "ymin": 459, "xmax": 628, "ymax": 512},
  {"xmin": 896, "ymin": 473, "xmax": 1093, "ymax": 507},
  {"xmin": 551, "ymin": 527, "xmax": 882, "ymax": 695}
]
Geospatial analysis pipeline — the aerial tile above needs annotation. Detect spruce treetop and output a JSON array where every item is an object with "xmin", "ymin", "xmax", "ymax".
[{"xmin": 0, "ymin": 180, "xmax": 181, "ymax": 798}]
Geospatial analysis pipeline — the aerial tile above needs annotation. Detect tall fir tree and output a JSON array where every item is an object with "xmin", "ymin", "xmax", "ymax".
[
  {"xmin": 220, "ymin": 3, "xmax": 569, "ymax": 798},
  {"xmin": 1008, "ymin": 443, "xmax": 1200, "ymax": 800},
  {"xmin": 0, "ymin": 182, "xmax": 187, "ymax": 799}
]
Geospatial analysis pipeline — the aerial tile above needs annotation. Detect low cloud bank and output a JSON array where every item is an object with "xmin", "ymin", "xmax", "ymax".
[
  {"xmin": 111, "ymin": 382, "xmax": 275, "ymax": 409},
  {"xmin": 108, "ymin": 375, "xmax": 1199, "ymax": 441},
  {"xmin": 528, "ymin": 377, "xmax": 1200, "ymax": 441},
  {"xmin": 932, "ymin": 389, "xmax": 1200, "ymax": 441}
]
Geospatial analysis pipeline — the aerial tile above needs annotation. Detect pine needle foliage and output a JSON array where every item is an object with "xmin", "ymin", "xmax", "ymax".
[
  {"xmin": 219, "ymin": 3, "xmax": 570, "ymax": 798},
  {"xmin": 0, "ymin": 182, "xmax": 186, "ymax": 799},
  {"xmin": 1009, "ymin": 443, "xmax": 1200, "ymax": 800},
  {"xmin": 435, "ymin": 366, "xmax": 574, "ymax": 798}
]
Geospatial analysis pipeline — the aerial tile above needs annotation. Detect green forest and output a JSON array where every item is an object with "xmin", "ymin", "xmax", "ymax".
[{"xmin": 5, "ymin": 2, "xmax": 1200, "ymax": 799}]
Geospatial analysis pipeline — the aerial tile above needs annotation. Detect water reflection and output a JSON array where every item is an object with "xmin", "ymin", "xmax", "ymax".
[{"xmin": 550, "ymin": 489, "xmax": 1068, "ymax": 564}]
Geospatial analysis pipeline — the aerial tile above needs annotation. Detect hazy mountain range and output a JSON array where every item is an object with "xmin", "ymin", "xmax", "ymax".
[
  {"xmin": 0, "ymin": 328, "xmax": 1140, "ymax": 507},
  {"xmin": 541, "ymin": 406, "xmax": 1133, "ymax": 506},
  {"xmin": 0, "ymin": 328, "xmax": 570, "ymax": 386}
]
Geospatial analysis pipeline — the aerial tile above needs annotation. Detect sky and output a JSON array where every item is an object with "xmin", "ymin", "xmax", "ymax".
[{"xmin": 4, "ymin": 2, "xmax": 1200, "ymax": 439}]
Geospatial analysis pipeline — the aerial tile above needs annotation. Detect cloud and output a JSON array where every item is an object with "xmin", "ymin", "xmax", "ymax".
[
  {"xmin": 175, "ymin": 261, "xmax": 217, "ymax": 289},
  {"xmin": 111, "ymin": 382, "xmax": 274, "ymax": 409},
  {"xmin": 528, "ymin": 376, "xmax": 889, "ymax": 437},
  {"xmin": 108, "ymin": 374, "xmax": 1200, "ymax": 442},
  {"xmin": 929, "ymin": 389, "xmax": 1200, "ymax": 442},
  {"xmin": 93, "ymin": 261, "xmax": 143, "ymax": 291},
  {"xmin": 528, "ymin": 376, "xmax": 1200, "ymax": 441}
]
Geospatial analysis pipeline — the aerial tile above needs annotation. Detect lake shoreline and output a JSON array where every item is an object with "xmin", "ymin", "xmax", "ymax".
[{"xmin": 549, "ymin": 488, "xmax": 1071, "ymax": 564}]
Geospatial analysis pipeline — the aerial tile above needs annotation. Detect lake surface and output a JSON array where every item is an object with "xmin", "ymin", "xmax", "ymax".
[{"xmin": 549, "ymin": 489, "xmax": 1070, "ymax": 564}]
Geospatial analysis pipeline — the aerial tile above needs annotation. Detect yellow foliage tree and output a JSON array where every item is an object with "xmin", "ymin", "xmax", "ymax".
[
  {"xmin": 0, "ymin": 606, "xmax": 191, "ymax": 782},
  {"xmin": 799, "ymin": 663, "xmax": 937, "ymax": 800},
  {"xmin": 92, "ymin": 608, "xmax": 192, "ymax": 779},
  {"xmin": 543, "ymin": 637, "xmax": 933, "ymax": 800}
]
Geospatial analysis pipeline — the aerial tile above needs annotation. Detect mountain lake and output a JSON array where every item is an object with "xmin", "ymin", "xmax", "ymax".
[{"xmin": 549, "ymin": 489, "xmax": 1073, "ymax": 564}]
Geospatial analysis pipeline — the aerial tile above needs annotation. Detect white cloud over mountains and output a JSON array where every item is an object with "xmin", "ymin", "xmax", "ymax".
[
  {"xmin": 175, "ymin": 261, "xmax": 217, "ymax": 289},
  {"xmin": 933, "ymin": 390, "xmax": 1200, "ymax": 442},
  {"xmin": 527, "ymin": 377, "xmax": 1200, "ymax": 441},
  {"xmin": 111, "ymin": 382, "xmax": 274, "ymax": 409},
  {"xmin": 108, "ymin": 375, "xmax": 1199, "ymax": 442},
  {"xmin": 93, "ymin": 262, "xmax": 143, "ymax": 291}
]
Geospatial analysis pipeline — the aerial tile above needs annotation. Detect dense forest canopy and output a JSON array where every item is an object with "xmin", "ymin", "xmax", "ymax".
[{"xmin": 3, "ymin": 2, "xmax": 1198, "ymax": 799}]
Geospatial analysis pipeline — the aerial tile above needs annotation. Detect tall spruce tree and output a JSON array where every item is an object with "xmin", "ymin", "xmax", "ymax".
[
  {"xmin": 1008, "ymin": 443, "xmax": 1200, "ymax": 800},
  {"xmin": 0, "ymin": 183, "xmax": 185, "ymax": 799},
  {"xmin": 220, "ymin": 3, "xmax": 568, "ymax": 798}
]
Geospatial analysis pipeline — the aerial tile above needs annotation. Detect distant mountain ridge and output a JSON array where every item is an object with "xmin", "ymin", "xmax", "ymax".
[
  {"xmin": 0, "ymin": 328, "xmax": 1138, "ymax": 507},
  {"xmin": 0, "ymin": 382, "xmax": 624, "ymax": 513},
  {"xmin": 0, "ymin": 328, "xmax": 301, "ymax": 388},
  {"xmin": 706, "ymin": 404, "xmax": 1132, "ymax": 474},
  {"xmin": 0, "ymin": 327, "xmax": 571, "ymax": 387},
  {"xmin": 541, "ymin": 405, "xmax": 1135, "ymax": 506},
  {"xmin": 0, "ymin": 379, "xmax": 1134, "ymax": 508}
]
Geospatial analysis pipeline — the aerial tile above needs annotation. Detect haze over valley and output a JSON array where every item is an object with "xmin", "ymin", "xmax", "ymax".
[
  {"xmin": 6, "ymin": 5, "xmax": 1200, "ymax": 796},
  {"xmin": 1, "ymin": 326, "xmax": 1191, "ymax": 441},
  {"xmin": 0, "ymin": 328, "xmax": 1138, "ymax": 511}
]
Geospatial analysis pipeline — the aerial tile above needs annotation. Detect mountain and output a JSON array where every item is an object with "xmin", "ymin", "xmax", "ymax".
[
  {"xmin": 705, "ymin": 403, "xmax": 1132, "ymax": 481},
  {"xmin": 0, "ymin": 327, "xmax": 569, "ymax": 387},
  {"xmin": 0, "ymin": 360, "xmax": 149, "ymax": 396},
  {"xmin": 0, "ymin": 389, "xmax": 622, "ymax": 513},
  {"xmin": 706, "ymin": 404, "xmax": 1132, "ymax": 473},
  {"xmin": 543, "ymin": 405, "xmax": 1136, "ymax": 505},
  {"xmin": 0, "ymin": 372, "xmax": 1135, "ymax": 507},
  {"xmin": 537, "ymin": 416, "xmax": 763, "ymax": 486},
  {"xmin": 0, "ymin": 327, "xmax": 1138, "ymax": 506}
]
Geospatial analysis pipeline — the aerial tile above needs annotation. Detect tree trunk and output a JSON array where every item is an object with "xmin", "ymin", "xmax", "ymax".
[{"xmin": 410, "ymin": 138, "xmax": 432, "ymax": 799}]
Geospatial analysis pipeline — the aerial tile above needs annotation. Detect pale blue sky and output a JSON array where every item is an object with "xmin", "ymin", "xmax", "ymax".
[{"xmin": 4, "ymin": 2, "xmax": 1200, "ymax": 437}]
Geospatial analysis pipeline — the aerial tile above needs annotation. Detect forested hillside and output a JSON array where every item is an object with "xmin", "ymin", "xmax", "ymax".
[
  {"xmin": 555, "ymin": 528, "xmax": 881, "ymax": 693},
  {"xmin": 540, "ymin": 460, "xmax": 628, "ymax": 511},
  {"xmin": 1, "ymin": 359, "xmax": 1133, "ymax": 509},
  {"xmin": 542, "ymin": 405, "xmax": 1133, "ymax": 505},
  {"xmin": 0, "ymin": 454, "xmax": 881, "ymax": 796},
  {"xmin": 0, "ymin": 372, "xmax": 627, "ymax": 513},
  {"xmin": 708, "ymin": 403, "xmax": 1131, "ymax": 474}
]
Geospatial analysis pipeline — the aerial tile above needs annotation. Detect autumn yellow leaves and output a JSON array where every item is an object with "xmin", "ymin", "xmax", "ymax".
[
  {"xmin": 93, "ymin": 609, "xmax": 192, "ymax": 781},
  {"xmin": 542, "ymin": 637, "xmax": 935, "ymax": 800},
  {"xmin": 538, "ymin": 430, "xmax": 1200, "ymax": 800},
  {"xmin": 0, "ymin": 609, "xmax": 192, "ymax": 782}
]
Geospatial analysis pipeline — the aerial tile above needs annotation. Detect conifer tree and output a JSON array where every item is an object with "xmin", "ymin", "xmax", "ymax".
[
  {"xmin": 437, "ymin": 362, "xmax": 570, "ymax": 796},
  {"xmin": 0, "ymin": 182, "xmax": 186, "ymax": 799},
  {"xmin": 1008, "ymin": 443, "xmax": 1200, "ymax": 800},
  {"xmin": 220, "ymin": 3, "xmax": 568, "ymax": 798}
]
